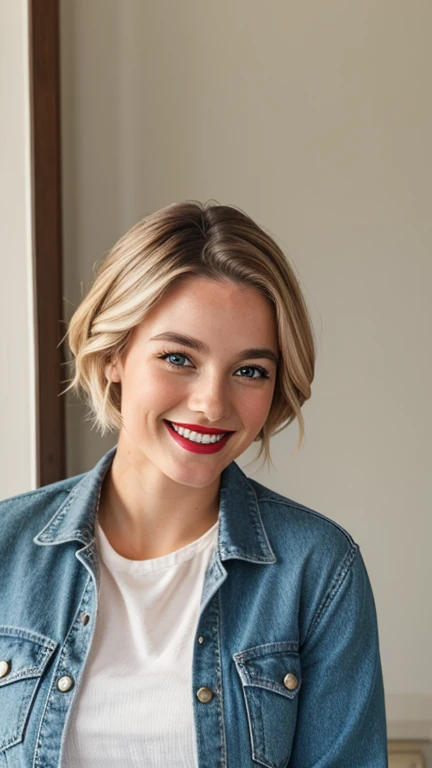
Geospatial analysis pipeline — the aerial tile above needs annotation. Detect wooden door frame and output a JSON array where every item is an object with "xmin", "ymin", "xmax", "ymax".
[{"xmin": 30, "ymin": 0, "xmax": 65, "ymax": 485}]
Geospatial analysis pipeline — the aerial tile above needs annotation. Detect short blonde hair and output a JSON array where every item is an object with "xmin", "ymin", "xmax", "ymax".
[{"xmin": 63, "ymin": 200, "xmax": 315, "ymax": 470}]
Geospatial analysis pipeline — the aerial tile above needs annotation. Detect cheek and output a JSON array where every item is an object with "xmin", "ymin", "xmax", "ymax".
[
  {"xmin": 121, "ymin": 366, "xmax": 186, "ymax": 413},
  {"xmin": 237, "ymin": 388, "xmax": 275, "ymax": 428}
]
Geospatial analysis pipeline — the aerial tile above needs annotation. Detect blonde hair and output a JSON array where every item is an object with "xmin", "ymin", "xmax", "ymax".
[{"xmin": 63, "ymin": 200, "xmax": 315, "ymax": 470}]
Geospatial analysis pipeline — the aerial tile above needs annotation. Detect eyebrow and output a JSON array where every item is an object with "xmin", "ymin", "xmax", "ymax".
[{"xmin": 150, "ymin": 332, "xmax": 279, "ymax": 366}]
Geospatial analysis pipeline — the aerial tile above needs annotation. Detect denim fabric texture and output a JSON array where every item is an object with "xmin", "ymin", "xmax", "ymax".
[{"xmin": 0, "ymin": 446, "xmax": 388, "ymax": 767}]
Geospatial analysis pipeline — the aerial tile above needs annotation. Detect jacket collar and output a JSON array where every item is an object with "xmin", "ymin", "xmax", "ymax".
[{"xmin": 34, "ymin": 445, "xmax": 276, "ymax": 564}]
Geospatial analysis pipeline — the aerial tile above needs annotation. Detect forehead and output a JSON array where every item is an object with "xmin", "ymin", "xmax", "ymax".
[
  {"xmin": 135, "ymin": 277, "xmax": 278, "ymax": 346},
  {"xmin": 130, "ymin": 276, "xmax": 279, "ymax": 354}
]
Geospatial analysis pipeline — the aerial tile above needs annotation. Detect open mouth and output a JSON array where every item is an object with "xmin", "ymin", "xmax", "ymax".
[
  {"xmin": 164, "ymin": 420, "xmax": 230, "ymax": 445},
  {"xmin": 163, "ymin": 420, "xmax": 235, "ymax": 454}
]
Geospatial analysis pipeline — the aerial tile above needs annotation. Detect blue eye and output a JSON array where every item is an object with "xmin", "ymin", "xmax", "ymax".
[
  {"xmin": 159, "ymin": 352, "xmax": 192, "ymax": 367},
  {"xmin": 235, "ymin": 366, "xmax": 270, "ymax": 380},
  {"xmin": 157, "ymin": 350, "xmax": 270, "ymax": 379}
]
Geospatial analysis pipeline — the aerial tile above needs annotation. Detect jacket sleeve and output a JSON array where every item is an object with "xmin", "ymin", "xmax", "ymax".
[{"xmin": 290, "ymin": 547, "xmax": 388, "ymax": 767}]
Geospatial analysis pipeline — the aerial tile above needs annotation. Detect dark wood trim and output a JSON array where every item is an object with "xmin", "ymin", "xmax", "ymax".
[{"xmin": 30, "ymin": 0, "xmax": 66, "ymax": 485}]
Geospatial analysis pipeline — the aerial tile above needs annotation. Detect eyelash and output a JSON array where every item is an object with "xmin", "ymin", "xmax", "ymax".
[{"xmin": 157, "ymin": 350, "xmax": 271, "ymax": 380}]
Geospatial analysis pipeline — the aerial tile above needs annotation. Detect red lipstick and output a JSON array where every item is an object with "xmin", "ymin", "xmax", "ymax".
[{"xmin": 164, "ymin": 421, "xmax": 234, "ymax": 454}]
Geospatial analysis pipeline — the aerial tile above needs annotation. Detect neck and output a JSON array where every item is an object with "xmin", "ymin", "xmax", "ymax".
[{"xmin": 97, "ymin": 448, "xmax": 221, "ymax": 560}]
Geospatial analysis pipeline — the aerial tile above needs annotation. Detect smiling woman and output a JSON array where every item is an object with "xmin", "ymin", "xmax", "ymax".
[
  {"xmin": 89, "ymin": 275, "xmax": 281, "ymax": 505},
  {"xmin": 0, "ymin": 201, "xmax": 387, "ymax": 767},
  {"xmin": 64, "ymin": 200, "xmax": 315, "ymax": 469}
]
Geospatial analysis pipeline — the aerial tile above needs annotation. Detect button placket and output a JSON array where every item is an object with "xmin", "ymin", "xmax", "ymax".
[
  {"xmin": 192, "ymin": 594, "xmax": 227, "ymax": 768},
  {"xmin": 33, "ymin": 573, "xmax": 98, "ymax": 767}
]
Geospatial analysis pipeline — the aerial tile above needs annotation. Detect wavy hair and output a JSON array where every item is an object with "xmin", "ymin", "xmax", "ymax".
[{"xmin": 63, "ymin": 200, "xmax": 315, "ymax": 470}]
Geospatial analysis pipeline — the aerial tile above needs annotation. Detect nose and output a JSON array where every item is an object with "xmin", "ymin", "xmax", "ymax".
[{"xmin": 187, "ymin": 370, "xmax": 232, "ymax": 424}]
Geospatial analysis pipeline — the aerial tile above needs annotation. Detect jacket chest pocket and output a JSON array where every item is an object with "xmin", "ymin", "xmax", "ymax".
[
  {"xmin": 0, "ymin": 627, "xmax": 57, "ymax": 755},
  {"xmin": 233, "ymin": 640, "xmax": 302, "ymax": 768}
]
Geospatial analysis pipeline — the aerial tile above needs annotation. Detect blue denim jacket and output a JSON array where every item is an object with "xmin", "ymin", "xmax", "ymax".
[{"xmin": 0, "ymin": 446, "xmax": 387, "ymax": 767}]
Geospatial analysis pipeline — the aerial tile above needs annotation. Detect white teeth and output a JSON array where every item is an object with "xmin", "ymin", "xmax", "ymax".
[{"xmin": 169, "ymin": 422, "xmax": 227, "ymax": 444}]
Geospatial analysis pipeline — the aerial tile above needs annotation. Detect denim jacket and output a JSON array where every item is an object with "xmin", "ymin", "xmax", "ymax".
[{"xmin": 0, "ymin": 445, "xmax": 387, "ymax": 767}]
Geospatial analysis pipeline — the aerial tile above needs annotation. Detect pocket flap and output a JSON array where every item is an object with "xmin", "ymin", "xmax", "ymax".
[
  {"xmin": 233, "ymin": 640, "xmax": 302, "ymax": 699},
  {"xmin": 0, "ymin": 626, "xmax": 57, "ymax": 687}
]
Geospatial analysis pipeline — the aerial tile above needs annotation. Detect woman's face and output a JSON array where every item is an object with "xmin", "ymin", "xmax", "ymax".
[{"xmin": 109, "ymin": 277, "xmax": 279, "ymax": 489}]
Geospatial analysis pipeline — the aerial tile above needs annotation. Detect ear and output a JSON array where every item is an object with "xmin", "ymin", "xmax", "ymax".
[{"xmin": 105, "ymin": 363, "xmax": 121, "ymax": 383}]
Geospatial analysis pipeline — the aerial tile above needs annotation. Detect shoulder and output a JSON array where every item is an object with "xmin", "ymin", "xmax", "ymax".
[
  {"xmin": 250, "ymin": 476, "xmax": 357, "ymax": 545},
  {"xmin": 246, "ymin": 476, "xmax": 370, "ymax": 645},
  {"xmin": 0, "ymin": 472, "xmax": 86, "ymax": 536},
  {"xmin": 247, "ymin": 475, "xmax": 359, "ymax": 574}
]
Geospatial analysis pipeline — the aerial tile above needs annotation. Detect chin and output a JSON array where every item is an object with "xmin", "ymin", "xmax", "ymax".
[{"xmin": 165, "ymin": 461, "xmax": 224, "ymax": 488}]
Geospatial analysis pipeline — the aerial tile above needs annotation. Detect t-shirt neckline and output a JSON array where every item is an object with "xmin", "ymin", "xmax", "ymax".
[{"xmin": 95, "ymin": 517, "xmax": 219, "ymax": 574}]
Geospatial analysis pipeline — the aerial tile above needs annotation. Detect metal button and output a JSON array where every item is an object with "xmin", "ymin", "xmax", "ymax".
[
  {"xmin": 0, "ymin": 661, "xmax": 10, "ymax": 678},
  {"xmin": 283, "ymin": 673, "xmax": 298, "ymax": 690},
  {"xmin": 198, "ymin": 636, "xmax": 204, "ymax": 644},
  {"xmin": 79, "ymin": 612, "xmax": 90, "ymax": 626},
  {"xmin": 57, "ymin": 675, "xmax": 74, "ymax": 692},
  {"xmin": 196, "ymin": 686, "xmax": 214, "ymax": 703}
]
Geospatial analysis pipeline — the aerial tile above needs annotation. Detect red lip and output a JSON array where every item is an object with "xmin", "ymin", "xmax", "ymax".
[
  {"xmin": 164, "ymin": 421, "xmax": 234, "ymax": 454},
  {"xmin": 165, "ymin": 420, "xmax": 233, "ymax": 435}
]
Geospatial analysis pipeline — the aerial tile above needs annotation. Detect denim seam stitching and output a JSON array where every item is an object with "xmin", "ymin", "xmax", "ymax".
[
  {"xmin": 216, "ymin": 589, "xmax": 228, "ymax": 768},
  {"xmin": 303, "ymin": 544, "xmax": 359, "ymax": 646},
  {"xmin": 32, "ymin": 575, "xmax": 93, "ymax": 767},
  {"xmin": 243, "ymin": 679, "xmax": 300, "ymax": 699},
  {"xmin": 234, "ymin": 643, "xmax": 299, "ymax": 662},
  {"xmin": 0, "ymin": 627, "xmax": 57, "ymax": 649},
  {"xmin": 257, "ymin": 496, "xmax": 358, "ymax": 547},
  {"xmin": 246, "ymin": 484, "xmax": 277, "ymax": 559}
]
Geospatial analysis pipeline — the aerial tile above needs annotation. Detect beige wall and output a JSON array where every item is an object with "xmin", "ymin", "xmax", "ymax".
[
  {"xmin": 60, "ymin": 0, "xmax": 432, "ymax": 741},
  {"xmin": 0, "ymin": 0, "xmax": 36, "ymax": 497}
]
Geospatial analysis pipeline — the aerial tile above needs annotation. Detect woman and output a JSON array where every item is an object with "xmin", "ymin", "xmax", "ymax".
[{"xmin": 0, "ymin": 201, "xmax": 387, "ymax": 767}]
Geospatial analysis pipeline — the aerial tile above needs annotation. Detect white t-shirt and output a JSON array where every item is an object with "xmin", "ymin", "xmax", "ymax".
[{"xmin": 62, "ymin": 515, "xmax": 219, "ymax": 767}]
